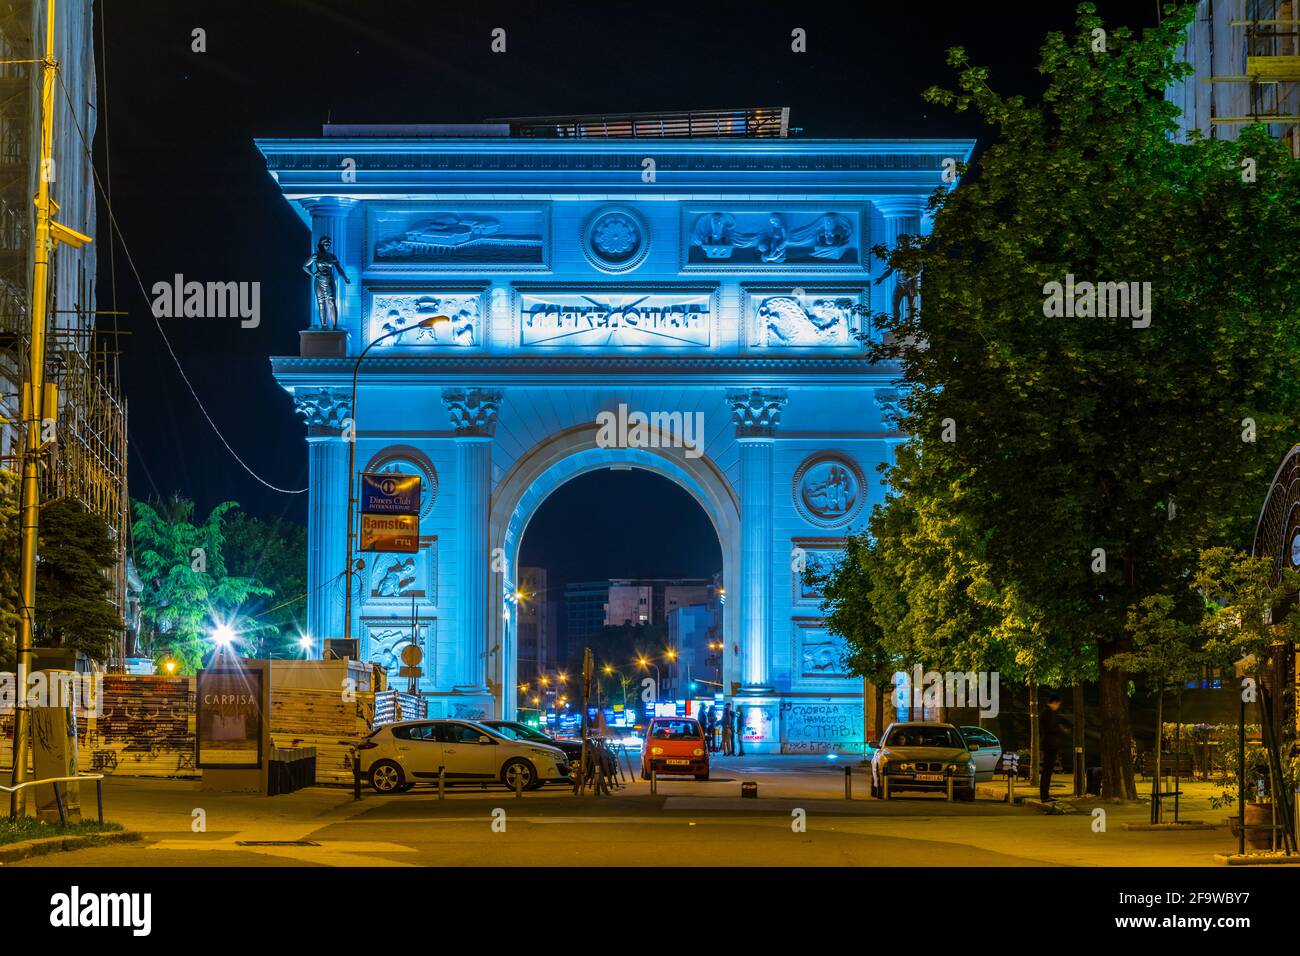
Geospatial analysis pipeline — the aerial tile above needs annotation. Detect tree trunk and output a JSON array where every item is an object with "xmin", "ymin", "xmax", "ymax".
[
  {"xmin": 1028, "ymin": 677, "xmax": 1039, "ymax": 787},
  {"xmin": 1152, "ymin": 687, "xmax": 1164, "ymax": 824},
  {"xmin": 1072, "ymin": 681, "xmax": 1085, "ymax": 796},
  {"xmin": 1098, "ymin": 638, "xmax": 1137, "ymax": 799}
]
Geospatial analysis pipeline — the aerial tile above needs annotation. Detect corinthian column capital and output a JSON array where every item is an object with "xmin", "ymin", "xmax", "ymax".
[
  {"xmin": 727, "ymin": 389, "xmax": 787, "ymax": 439},
  {"xmin": 443, "ymin": 387, "xmax": 504, "ymax": 437},
  {"xmin": 294, "ymin": 386, "xmax": 352, "ymax": 434}
]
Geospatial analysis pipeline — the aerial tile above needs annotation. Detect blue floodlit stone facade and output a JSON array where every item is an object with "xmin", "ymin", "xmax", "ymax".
[{"xmin": 259, "ymin": 128, "xmax": 973, "ymax": 753}]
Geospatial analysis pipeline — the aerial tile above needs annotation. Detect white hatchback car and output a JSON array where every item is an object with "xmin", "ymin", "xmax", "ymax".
[{"xmin": 358, "ymin": 719, "xmax": 570, "ymax": 793}]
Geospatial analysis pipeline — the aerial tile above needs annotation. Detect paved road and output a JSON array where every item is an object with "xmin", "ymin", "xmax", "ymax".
[{"xmin": 8, "ymin": 756, "xmax": 1245, "ymax": 867}]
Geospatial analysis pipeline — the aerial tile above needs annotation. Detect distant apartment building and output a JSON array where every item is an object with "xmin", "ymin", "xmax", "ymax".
[
  {"xmin": 605, "ymin": 582, "xmax": 652, "ymax": 626},
  {"xmin": 1168, "ymin": 0, "xmax": 1300, "ymax": 156},
  {"xmin": 668, "ymin": 594, "xmax": 724, "ymax": 694},
  {"xmin": 563, "ymin": 580, "xmax": 610, "ymax": 658},
  {"xmin": 516, "ymin": 567, "xmax": 558, "ymax": 678},
  {"xmin": 604, "ymin": 577, "xmax": 716, "ymax": 627}
]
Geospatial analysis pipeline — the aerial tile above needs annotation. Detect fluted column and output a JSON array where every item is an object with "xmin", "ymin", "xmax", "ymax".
[
  {"xmin": 727, "ymin": 389, "xmax": 787, "ymax": 693},
  {"xmin": 294, "ymin": 387, "xmax": 353, "ymax": 652},
  {"xmin": 443, "ymin": 388, "xmax": 503, "ymax": 694},
  {"xmin": 872, "ymin": 196, "xmax": 927, "ymax": 339},
  {"xmin": 299, "ymin": 197, "xmax": 361, "ymax": 341}
]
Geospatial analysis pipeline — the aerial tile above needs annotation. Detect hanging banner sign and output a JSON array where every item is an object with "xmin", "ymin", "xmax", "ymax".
[
  {"xmin": 360, "ymin": 513, "xmax": 420, "ymax": 553},
  {"xmin": 361, "ymin": 472, "xmax": 422, "ymax": 515}
]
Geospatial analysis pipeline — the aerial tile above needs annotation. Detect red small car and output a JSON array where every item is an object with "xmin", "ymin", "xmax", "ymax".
[{"xmin": 641, "ymin": 717, "xmax": 710, "ymax": 781}]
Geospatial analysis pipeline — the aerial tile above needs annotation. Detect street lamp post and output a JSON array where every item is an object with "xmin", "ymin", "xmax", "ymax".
[{"xmin": 342, "ymin": 316, "xmax": 447, "ymax": 645}]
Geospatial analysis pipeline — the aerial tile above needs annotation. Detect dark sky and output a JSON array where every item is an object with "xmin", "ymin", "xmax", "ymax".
[{"xmin": 95, "ymin": 0, "xmax": 1162, "ymax": 573}]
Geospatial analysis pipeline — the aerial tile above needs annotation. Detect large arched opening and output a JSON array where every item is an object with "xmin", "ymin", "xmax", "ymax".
[{"xmin": 488, "ymin": 425, "xmax": 740, "ymax": 720}]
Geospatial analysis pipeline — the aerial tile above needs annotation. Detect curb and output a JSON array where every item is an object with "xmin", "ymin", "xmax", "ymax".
[
  {"xmin": 0, "ymin": 829, "xmax": 142, "ymax": 864},
  {"xmin": 1213, "ymin": 852, "xmax": 1300, "ymax": 866},
  {"xmin": 1124, "ymin": 822, "xmax": 1215, "ymax": 831}
]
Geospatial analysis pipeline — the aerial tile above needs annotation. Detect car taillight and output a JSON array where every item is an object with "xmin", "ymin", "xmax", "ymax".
[{"xmin": 356, "ymin": 741, "xmax": 378, "ymax": 751}]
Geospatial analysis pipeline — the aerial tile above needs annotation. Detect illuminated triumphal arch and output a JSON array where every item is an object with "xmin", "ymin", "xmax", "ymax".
[{"xmin": 263, "ymin": 114, "xmax": 972, "ymax": 752}]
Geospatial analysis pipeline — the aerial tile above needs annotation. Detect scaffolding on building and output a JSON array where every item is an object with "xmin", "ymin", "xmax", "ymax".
[
  {"xmin": 1203, "ymin": 0, "xmax": 1300, "ymax": 154},
  {"xmin": 0, "ymin": 0, "xmax": 130, "ymax": 668}
]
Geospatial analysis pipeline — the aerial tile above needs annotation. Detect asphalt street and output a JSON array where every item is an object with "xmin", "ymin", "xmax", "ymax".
[{"xmin": 5, "ymin": 756, "xmax": 1252, "ymax": 867}]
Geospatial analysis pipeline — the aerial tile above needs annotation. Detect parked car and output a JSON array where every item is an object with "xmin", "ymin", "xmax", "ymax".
[
  {"xmin": 870, "ymin": 721, "xmax": 976, "ymax": 801},
  {"xmin": 357, "ymin": 719, "xmax": 569, "ymax": 793},
  {"xmin": 481, "ymin": 719, "xmax": 583, "ymax": 773},
  {"xmin": 959, "ymin": 725, "xmax": 1003, "ymax": 782},
  {"xmin": 641, "ymin": 717, "xmax": 709, "ymax": 780}
]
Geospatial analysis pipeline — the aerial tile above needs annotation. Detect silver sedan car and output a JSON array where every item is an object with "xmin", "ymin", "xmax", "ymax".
[{"xmin": 870, "ymin": 721, "xmax": 977, "ymax": 801}]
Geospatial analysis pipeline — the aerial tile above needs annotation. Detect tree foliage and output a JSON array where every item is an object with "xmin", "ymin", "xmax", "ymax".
[
  {"xmin": 822, "ymin": 3, "xmax": 1300, "ymax": 798},
  {"xmin": 35, "ymin": 498, "xmax": 122, "ymax": 659},
  {"xmin": 221, "ymin": 512, "xmax": 308, "ymax": 655},
  {"xmin": 131, "ymin": 496, "xmax": 272, "ymax": 673}
]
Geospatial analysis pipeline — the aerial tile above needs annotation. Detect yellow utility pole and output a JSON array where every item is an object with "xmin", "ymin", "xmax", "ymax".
[{"xmin": 9, "ymin": 0, "xmax": 91, "ymax": 816}]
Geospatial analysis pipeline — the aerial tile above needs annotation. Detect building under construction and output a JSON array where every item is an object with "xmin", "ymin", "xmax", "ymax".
[
  {"xmin": 0, "ymin": 0, "xmax": 128, "ymax": 665},
  {"xmin": 1169, "ymin": 0, "xmax": 1300, "ymax": 156}
]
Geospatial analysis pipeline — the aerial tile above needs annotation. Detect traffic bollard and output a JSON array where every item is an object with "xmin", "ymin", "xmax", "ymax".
[
  {"xmin": 650, "ymin": 767, "xmax": 657, "ymax": 795},
  {"xmin": 353, "ymin": 754, "xmax": 361, "ymax": 800},
  {"xmin": 844, "ymin": 765, "xmax": 852, "ymax": 800},
  {"xmin": 946, "ymin": 775, "xmax": 954, "ymax": 802},
  {"xmin": 96, "ymin": 778, "xmax": 104, "ymax": 825},
  {"xmin": 438, "ymin": 766, "xmax": 446, "ymax": 800},
  {"xmin": 515, "ymin": 771, "xmax": 523, "ymax": 798}
]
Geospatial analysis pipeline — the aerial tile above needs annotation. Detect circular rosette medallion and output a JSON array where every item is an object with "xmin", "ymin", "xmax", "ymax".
[
  {"xmin": 793, "ymin": 453, "xmax": 866, "ymax": 528},
  {"xmin": 582, "ymin": 207, "xmax": 649, "ymax": 273}
]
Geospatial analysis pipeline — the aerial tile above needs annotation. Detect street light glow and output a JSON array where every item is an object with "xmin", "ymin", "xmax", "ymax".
[{"xmin": 211, "ymin": 623, "xmax": 236, "ymax": 646}]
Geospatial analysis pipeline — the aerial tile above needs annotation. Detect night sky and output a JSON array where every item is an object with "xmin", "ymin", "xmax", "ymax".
[{"xmin": 95, "ymin": 0, "xmax": 1161, "ymax": 580}]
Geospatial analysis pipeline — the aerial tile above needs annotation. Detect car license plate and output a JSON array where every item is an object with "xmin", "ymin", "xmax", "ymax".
[
  {"xmin": 666, "ymin": 759, "xmax": 689, "ymax": 765},
  {"xmin": 917, "ymin": 773, "xmax": 944, "ymax": 782}
]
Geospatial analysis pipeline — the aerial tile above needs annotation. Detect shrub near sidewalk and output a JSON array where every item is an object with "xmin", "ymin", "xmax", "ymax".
[{"xmin": 0, "ymin": 817, "xmax": 124, "ymax": 847}]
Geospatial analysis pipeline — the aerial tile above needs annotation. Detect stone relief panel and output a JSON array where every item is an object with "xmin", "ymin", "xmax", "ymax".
[
  {"xmin": 792, "ymin": 453, "xmax": 867, "ymax": 529},
  {"xmin": 515, "ymin": 286, "xmax": 715, "ymax": 348},
  {"xmin": 793, "ymin": 619, "xmax": 852, "ymax": 679},
  {"xmin": 792, "ymin": 537, "xmax": 848, "ymax": 605},
  {"xmin": 368, "ymin": 289, "xmax": 484, "ymax": 347},
  {"xmin": 367, "ymin": 205, "xmax": 549, "ymax": 270},
  {"xmin": 368, "ymin": 544, "xmax": 436, "ymax": 603},
  {"xmin": 363, "ymin": 620, "xmax": 432, "ymax": 678},
  {"xmin": 743, "ymin": 286, "xmax": 869, "ymax": 348},
  {"xmin": 682, "ymin": 207, "xmax": 864, "ymax": 270}
]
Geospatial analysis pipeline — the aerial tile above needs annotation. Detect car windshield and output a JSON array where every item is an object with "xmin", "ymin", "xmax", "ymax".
[
  {"xmin": 651, "ymin": 720, "xmax": 702, "ymax": 740},
  {"xmin": 885, "ymin": 726, "xmax": 964, "ymax": 749},
  {"xmin": 493, "ymin": 723, "xmax": 549, "ymax": 743}
]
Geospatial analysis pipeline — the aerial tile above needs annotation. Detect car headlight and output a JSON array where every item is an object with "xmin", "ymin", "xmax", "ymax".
[
  {"xmin": 651, "ymin": 747, "xmax": 664, "ymax": 755},
  {"xmin": 529, "ymin": 748, "xmax": 557, "ymax": 761},
  {"xmin": 692, "ymin": 748, "xmax": 704, "ymax": 757},
  {"xmin": 894, "ymin": 762, "xmax": 912, "ymax": 772}
]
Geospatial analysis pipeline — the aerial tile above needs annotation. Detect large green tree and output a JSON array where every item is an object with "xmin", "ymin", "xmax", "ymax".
[
  {"xmin": 861, "ymin": 3, "xmax": 1300, "ymax": 798},
  {"xmin": 131, "ymin": 496, "xmax": 272, "ymax": 673},
  {"xmin": 0, "ymin": 474, "xmax": 121, "ymax": 664},
  {"xmin": 34, "ymin": 498, "xmax": 122, "ymax": 660}
]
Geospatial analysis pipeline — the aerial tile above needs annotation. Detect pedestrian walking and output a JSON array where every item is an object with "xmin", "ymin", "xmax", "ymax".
[
  {"xmin": 1039, "ymin": 693, "xmax": 1063, "ymax": 802},
  {"xmin": 735, "ymin": 705, "xmax": 745, "ymax": 756},
  {"xmin": 721, "ymin": 703, "xmax": 734, "ymax": 755}
]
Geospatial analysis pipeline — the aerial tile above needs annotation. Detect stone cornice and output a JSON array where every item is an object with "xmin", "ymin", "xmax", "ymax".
[{"xmin": 272, "ymin": 354, "xmax": 899, "ymax": 389}]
